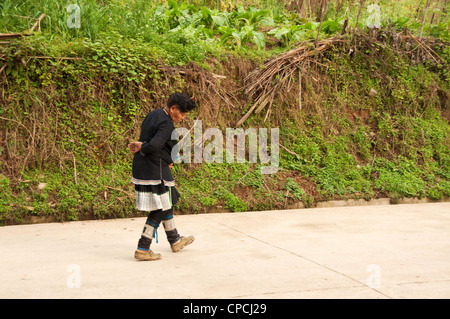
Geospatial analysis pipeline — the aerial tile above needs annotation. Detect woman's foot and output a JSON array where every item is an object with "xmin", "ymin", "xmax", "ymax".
[
  {"xmin": 171, "ymin": 236, "xmax": 195, "ymax": 252},
  {"xmin": 134, "ymin": 249, "xmax": 162, "ymax": 261}
]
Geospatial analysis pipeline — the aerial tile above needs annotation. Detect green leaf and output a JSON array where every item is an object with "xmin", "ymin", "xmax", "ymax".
[
  {"xmin": 301, "ymin": 21, "xmax": 318, "ymax": 30},
  {"xmin": 201, "ymin": 6, "xmax": 211, "ymax": 19},
  {"xmin": 321, "ymin": 19, "xmax": 341, "ymax": 34},
  {"xmin": 252, "ymin": 31, "xmax": 265, "ymax": 50},
  {"xmin": 218, "ymin": 25, "xmax": 233, "ymax": 35},
  {"xmin": 269, "ymin": 26, "xmax": 290, "ymax": 39},
  {"xmin": 259, "ymin": 15, "xmax": 274, "ymax": 27},
  {"xmin": 212, "ymin": 15, "xmax": 226, "ymax": 27},
  {"xmin": 201, "ymin": 27, "xmax": 214, "ymax": 38}
]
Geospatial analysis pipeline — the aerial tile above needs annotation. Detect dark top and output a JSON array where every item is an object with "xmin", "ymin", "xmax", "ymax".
[{"xmin": 131, "ymin": 108, "xmax": 176, "ymax": 185}]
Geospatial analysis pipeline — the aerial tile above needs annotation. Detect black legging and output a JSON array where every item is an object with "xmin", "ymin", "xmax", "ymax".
[{"xmin": 137, "ymin": 208, "xmax": 180, "ymax": 251}]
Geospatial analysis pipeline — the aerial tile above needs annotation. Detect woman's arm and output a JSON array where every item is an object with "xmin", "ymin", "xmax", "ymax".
[
  {"xmin": 139, "ymin": 120, "xmax": 173, "ymax": 155},
  {"xmin": 128, "ymin": 120, "xmax": 174, "ymax": 162},
  {"xmin": 128, "ymin": 141, "xmax": 174, "ymax": 169}
]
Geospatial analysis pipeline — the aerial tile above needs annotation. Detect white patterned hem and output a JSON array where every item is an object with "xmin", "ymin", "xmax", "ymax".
[
  {"xmin": 131, "ymin": 177, "xmax": 175, "ymax": 187},
  {"xmin": 135, "ymin": 190, "xmax": 172, "ymax": 212}
]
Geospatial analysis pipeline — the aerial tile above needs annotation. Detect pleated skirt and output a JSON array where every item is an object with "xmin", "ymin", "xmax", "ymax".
[{"xmin": 134, "ymin": 182, "xmax": 180, "ymax": 212}]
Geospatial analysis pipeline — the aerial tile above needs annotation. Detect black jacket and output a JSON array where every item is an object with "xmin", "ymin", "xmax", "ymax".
[{"xmin": 131, "ymin": 108, "xmax": 176, "ymax": 184}]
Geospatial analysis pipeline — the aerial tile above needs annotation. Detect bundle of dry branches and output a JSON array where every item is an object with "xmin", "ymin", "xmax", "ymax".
[
  {"xmin": 237, "ymin": 27, "xmax": 447, "ymax": 127},
  {"xmin": 236, "ymin": 36, "xmax": 346, "ymax": 127}
]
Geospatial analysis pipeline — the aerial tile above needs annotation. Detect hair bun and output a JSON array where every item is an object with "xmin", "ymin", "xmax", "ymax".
[{"xmin": 168, "ymin": 92, "xmax": 197, "ymax": 112}]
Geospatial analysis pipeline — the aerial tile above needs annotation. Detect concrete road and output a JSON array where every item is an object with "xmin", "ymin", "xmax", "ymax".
[{"xmin": 0, "ymin": 202, "xmax": 449, "ymax": 299}]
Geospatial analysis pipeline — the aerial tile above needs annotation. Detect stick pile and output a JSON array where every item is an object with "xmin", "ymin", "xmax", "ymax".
[
  {"xmin": 236, "ymin": 37, "xmax": 344, "ymax": 127},
  {"xmin": 236, "ymin": 28, "xmax": 446, "ymax": 127}
]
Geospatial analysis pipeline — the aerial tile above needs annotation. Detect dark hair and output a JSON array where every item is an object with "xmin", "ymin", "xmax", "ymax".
[{"xmin": 167, "ymin": 92, "xmax": 197, "ymax": 113}]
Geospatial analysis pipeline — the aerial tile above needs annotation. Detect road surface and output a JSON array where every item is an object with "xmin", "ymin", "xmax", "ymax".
[{"xmin": 1, "ymin": 202, "xmax": 449, "ymax": 299}]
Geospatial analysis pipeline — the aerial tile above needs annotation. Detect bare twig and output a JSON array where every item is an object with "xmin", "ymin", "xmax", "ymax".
[
  {"xmin": 298, "ymin": 67, "xmax": 302, "ymax": 110},
  {"xmin": 28, "ymin": 14, "xmax": 46, "ymax": 34},
  {"xmin": 419, "ymin": 0, "xmax": 431, "ymax": 39},
  {"xmin": 0, "ymin": 14, "xmax": 46, "ymax": 40},
  {"xmin": 315, "ymin": 0, "xmax": 328, "ymax": 48},
  {"xmin": 72, "ymin": 152, "xmax": 77, "ymax": 185},
  {"xmin": 355, "ymin": 0, "xmax": 365, "ymax": 32},
  {"xmin": 104, "ymin": 185, "xmax": 133, "ymax": 198},
  {"xmin": 280, "ymin": 144, "xmax": 301, "ymax": 158}
]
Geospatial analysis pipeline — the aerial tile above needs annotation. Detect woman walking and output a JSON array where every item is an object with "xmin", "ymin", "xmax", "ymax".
[{"xmin": 128, "ymin": 93, "xmax": 196, "ymax": 261}]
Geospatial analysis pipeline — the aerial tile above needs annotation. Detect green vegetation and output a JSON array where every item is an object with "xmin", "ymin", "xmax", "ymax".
[
  {"xmin": 2, "ymin": 0, "xmax": 448, "ymax": 63},
  {"xmin": 1, "ymin": 0, "xmax": 449, "ymax": 225}
]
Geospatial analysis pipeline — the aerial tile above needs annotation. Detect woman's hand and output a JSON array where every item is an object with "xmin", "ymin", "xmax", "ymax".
[{"xmin": 128, "ymin": 141, "xmax": 143, "ymax": 154}]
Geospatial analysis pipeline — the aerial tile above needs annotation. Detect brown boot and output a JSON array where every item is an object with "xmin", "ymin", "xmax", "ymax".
[
  {"xmin": 134, "ymin": 249, "xmax": 162, "ymax": 261},
  {"xmin": 171, "ymin": 236, "xmax": 195, "ymax": 252}
]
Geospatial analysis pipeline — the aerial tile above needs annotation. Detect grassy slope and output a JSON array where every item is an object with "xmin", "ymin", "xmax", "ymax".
[{"xmin": 0, "ymin": 0, "xmax": 449, "ymax": 225}]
